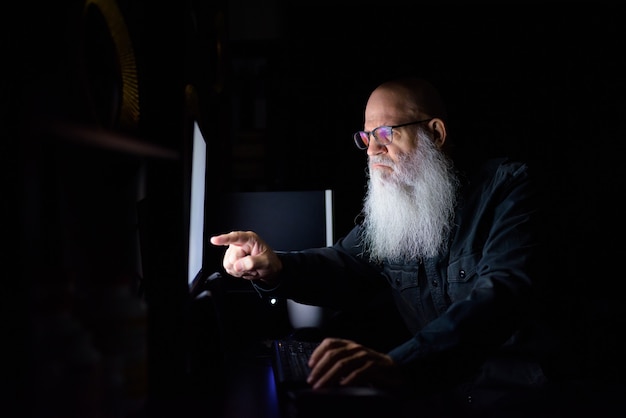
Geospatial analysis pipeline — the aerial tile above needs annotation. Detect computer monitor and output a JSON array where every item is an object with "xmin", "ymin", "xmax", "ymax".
[
  {"xmin": 215, "ymin": 190, "xmax": 334, "ymax": 250},
  {"xmin": 187, "ymin": 121, "xmax": 207, "ymax": 286}
]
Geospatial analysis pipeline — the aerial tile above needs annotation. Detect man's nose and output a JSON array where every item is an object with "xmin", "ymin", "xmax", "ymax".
[{"xmin": 367, "ymin": 137, "xmax": 387, "ymax": 155}]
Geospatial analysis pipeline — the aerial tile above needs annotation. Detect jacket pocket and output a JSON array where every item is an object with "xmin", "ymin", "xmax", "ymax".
[
  {"xmin": 447, "ymin": 254, "xmax": 479, "ymax": 302},
  {"xmin": 384, "ymin": 263, "xmax": 419, "ymax": 291}
]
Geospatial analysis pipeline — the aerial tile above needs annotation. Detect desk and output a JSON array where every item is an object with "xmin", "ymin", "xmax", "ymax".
[
  {"xmin": 220, "ymin": 354, "xmax": 280, "ymax": 418},
  {"xmin": 218, "ymin": 350, "xmax": 402, "ymax": 418},
  {"xmin": 213, "ymin": 347, "xmax": 626, "ymax": 418},
  {"xmin": 214, "ymin": 342, "xmax": 417, "ymax": 418}
]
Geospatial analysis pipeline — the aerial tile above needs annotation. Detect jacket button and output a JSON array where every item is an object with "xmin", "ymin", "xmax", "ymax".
[
  {"xmin": 432, "ymin": 280, "xmax": 438, "ymax": 287},
  {"xmin": 459, "ymin": 270, "xmax": 466, "ymax": 279},
  {"xmin": 395, "ymin": 278, "xmax": 401, "ymax": 285}
]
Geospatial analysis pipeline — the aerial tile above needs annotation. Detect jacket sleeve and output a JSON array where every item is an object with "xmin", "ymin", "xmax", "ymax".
[{"xmin": 253, "ymin": 225, "xmax": 389, "ymax": 311}]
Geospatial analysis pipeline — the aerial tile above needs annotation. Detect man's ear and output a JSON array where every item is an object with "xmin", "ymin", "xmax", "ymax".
[{"xmin": 429, "ymin": 118, "xmax": 447, "ymax": 148}]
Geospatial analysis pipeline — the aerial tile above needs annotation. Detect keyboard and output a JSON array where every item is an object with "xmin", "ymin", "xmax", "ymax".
[
  {"xmin": 271, "ymin": 338, "xmax": 396, "ymax": 414},
  {"xmin": 272, "ymin": 339, "xmax": 320, "ymax": 389}
]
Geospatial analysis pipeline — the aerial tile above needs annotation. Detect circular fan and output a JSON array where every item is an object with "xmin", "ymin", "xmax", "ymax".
[{"xmin": 81, "ymin": 0, "xmax": 139, "ymax": 131}]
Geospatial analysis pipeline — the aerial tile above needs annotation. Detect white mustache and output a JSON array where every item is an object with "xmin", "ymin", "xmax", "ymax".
[{"xmin": 368, "ymin": 156, "xmax": 394, "ymax": 167}]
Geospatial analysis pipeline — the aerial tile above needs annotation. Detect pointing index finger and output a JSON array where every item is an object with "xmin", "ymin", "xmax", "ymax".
[{"xmin": 209, "ymin": 231, "xmax": 250, "ymax": 246}]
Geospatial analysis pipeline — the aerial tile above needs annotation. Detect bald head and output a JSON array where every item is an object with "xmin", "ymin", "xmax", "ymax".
[
  {"xmin": 371, "ymin": 77, "xmax": 448, "ymax": 122},
  {"xmin": 364, "ymin": 77, "xmax": 450, "ymax": 154}
]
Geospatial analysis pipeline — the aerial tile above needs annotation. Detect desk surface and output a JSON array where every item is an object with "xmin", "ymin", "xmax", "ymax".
[
  {"xmin": 221, "ymin": 354, "xmax": 281, "ymax": 418},
  {"xmin": 218, "ymin": 350, "xmax": 626, "ymax": 418},
  {"xmin": 212, "ymin": 339, "xmax": 405, "ymax": 418},
  {"xmin": 218, "ymin": 350, "xmax": 402, "ymax": 418}
]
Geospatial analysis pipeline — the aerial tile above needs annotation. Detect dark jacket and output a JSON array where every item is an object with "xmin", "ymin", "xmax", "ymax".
[{"xmin": 255, "ymin": 157, "xmax": 548, "ymax": 393}]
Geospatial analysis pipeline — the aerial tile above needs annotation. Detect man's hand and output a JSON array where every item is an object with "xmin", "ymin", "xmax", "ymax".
[
  {"xmin": 210, "ymin": 231, "xmax": 282, "ymax": 282},
  {"xmin": 306, "ymin": 338, "xmax": 404, "ymax": 390}
]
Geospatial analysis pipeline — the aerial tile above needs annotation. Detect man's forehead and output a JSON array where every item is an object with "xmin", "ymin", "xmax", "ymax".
[
  {"xmin": 367, "ymin": 88, "xmax": 419, "ymax": 115},
  {"xmin": 365, "ymin": 102, "xmax": 419, "ymax": 124}
]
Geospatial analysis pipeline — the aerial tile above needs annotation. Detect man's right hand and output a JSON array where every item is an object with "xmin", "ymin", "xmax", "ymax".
[{"xmin": 210, "ymin": 231, "xmax": 282, "ymax": 283}]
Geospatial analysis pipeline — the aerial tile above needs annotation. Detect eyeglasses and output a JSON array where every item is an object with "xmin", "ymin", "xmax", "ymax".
[{"xmin": 353, "ymin": 118, "xmax": 433, "ymax": 150}]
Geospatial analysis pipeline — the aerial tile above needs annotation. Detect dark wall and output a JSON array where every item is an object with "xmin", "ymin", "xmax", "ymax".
[{"xmin": 220, "ymin": 5, "xmax": 626, "ymax": 241}]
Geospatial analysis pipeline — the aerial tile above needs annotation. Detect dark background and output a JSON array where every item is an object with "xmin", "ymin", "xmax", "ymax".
[{"xmin": 6, "ymin": 1, "xmax": 626, "ymax": 416}]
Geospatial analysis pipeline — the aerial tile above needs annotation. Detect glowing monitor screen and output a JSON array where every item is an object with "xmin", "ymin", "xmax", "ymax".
[{"xmin": 187, "ymin": 121, "xmax": 206, "ymax": 285}]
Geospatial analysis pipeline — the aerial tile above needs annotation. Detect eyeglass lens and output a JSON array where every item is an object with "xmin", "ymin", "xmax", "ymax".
[
  {"xmin": 356, "ymin": 126, "xmax": 393, "ymax": 149},
  {"xmin": 356, "ymin": 132, "xmax": 369, "ymax": 147},
  {"xmin": 373, "ymin": 126, "xmax": 393, "ymax": 143}
]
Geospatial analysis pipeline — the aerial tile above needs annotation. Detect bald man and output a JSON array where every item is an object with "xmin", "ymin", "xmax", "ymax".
[{"xmin": 211, "ymin": 77, "xmax": 547, "ymax": 411}]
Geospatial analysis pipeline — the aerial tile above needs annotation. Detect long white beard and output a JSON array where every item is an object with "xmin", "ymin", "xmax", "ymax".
[{"xmin": 361, "ymin": 130, "xmax": 460, "ymax": 263}]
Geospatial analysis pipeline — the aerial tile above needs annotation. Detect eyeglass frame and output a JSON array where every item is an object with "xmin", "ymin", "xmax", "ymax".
[{"xmin": 353, "ymin": 118, "xmax": 434, "ymax": 150}]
